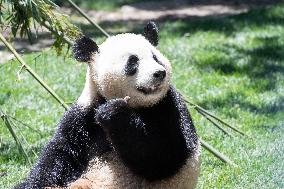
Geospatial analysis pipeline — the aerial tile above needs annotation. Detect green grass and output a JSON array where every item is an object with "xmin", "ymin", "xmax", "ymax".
[{"xmin": 1, "ymin": 3, "xmax": 284, "ymax": 189}]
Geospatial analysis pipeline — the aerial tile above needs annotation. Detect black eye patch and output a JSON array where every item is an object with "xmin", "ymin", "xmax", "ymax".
[
  {"xmin": 125, "ymin": 55, "xmax": 139, "ymax": 76},
  {"xmin": 153, "ymin": 54, "xmax": 164, "ymax": 66}
]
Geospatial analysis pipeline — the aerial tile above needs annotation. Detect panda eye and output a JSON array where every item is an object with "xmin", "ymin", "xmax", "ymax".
[
  {"xmin": 153, "ymin": 54, "xmax": 163, "ymax": 65},
  {"xmin": 125, "ymin": 55, "xmax": 139, "ymax": 76},
  {"xmin": 153, "ymin": 54, "xmax": 159, "ymax": 62}
]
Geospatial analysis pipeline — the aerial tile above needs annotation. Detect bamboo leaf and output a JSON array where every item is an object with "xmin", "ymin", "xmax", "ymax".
[
  {"xmin": 0, "ymin": 0, "xmax": 82, "ymax": 51},
  {"xmin": 0, "ymin": 108, "xmax": 31, "ymax": 165}
]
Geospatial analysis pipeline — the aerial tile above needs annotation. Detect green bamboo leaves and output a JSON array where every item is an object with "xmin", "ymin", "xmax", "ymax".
[
  {"xmin": 0, "ymin": 108, "xmax": 31, "ymax": 165},
  {"xmin": 0, "ymin": 0, "xmax": 81, "ymax": 51}
]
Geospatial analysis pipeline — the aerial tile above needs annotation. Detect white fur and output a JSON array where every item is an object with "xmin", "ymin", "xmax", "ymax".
[
  {"xmin": 69, "ymin": 142, "xmax": 200, "ymax": 189},
  {"xmin": 77, "ymin": 33, "xmax": 172, "ymax": 108},
  {"xmin": 77, "ymin": 65, "xmax": 98, "ymax": 106}
]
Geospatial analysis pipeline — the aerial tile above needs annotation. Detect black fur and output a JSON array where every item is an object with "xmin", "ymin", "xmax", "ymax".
[
  {"xmin": 143, "ymin": 21, "xmax": 159, "ymax": 46},
  {"xmin": 96, "ymin": 86, "xmax": 198, "ymax": 180},
  {"xmin": 73, "ymin": 36, "xmax": 99, "ymax": 62},
  {"xmin": 14, "ymin": 99, "xmax": 111, "ymax": 189},
  {"xmin": 152, "ymin": 53, "xmax": 164, "ymax": 67},
  {"xmin": 124, "ymin": 55, "xmax": 139, "ymax": 76},
  {"xmin": 15, "ymin": 86, "xmax": 198, "ymax": 188}
]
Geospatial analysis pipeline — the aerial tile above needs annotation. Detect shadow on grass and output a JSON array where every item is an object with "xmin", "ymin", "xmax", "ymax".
[
  {"xmin": 233, "ymin": 38, "xmax": 284, "ymax": 77},
  {"xmin": 196, "ymin": 37, "xmax": 284, "ymax": 115},
  {"xmin": 194, "ymin": 35, "xmax": 284, "ymax": 115},
  {"xmin": 199, "ymin": 91, "xmax": 284, "ymax": 116},
  {"xmin": 199, "ymin": 36, "xmax": 284, "ymax": 77},
  {"xmin": 77, "ymin": 3, "xmax": 284, "ymax": 37}
]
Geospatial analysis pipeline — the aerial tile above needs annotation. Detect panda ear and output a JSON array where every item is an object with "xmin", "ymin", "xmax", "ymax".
[
  {"xmin": 73, "ymin": 36, "xmax": 99, "ymax": 62},
  {"xmin": 143, "ymin": 21, "xmax": 159, "ymax": 46}
]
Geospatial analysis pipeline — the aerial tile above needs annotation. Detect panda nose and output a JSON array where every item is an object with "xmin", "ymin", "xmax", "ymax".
[{"xmin": 153, "ymin": 70, "xmax": 166, "ymax": 81}]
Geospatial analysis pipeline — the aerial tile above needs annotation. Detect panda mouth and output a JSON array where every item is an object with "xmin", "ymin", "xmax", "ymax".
[{"xmin": 137, "ymin": 85, "xmax": 161, "ymax": 95}]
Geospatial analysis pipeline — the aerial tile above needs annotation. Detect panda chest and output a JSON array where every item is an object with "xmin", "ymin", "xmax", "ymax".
[{"xmin": 80, "ymin": 151, "xmax": 142, "ymax": 189}]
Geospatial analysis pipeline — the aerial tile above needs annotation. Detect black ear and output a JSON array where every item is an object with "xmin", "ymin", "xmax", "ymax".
[
  {"xmin": 143, "ymin": 21, "xmax": 159, "ymax": 46},
  {"xmin": 73, "ymin": 36, "xmax": 99, "ymax": 62}
]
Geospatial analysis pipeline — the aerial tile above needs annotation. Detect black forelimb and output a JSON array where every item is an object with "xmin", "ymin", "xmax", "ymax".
[{"xmin": 15, "ymin": 103, "xmax": 110, "ymax": 189}]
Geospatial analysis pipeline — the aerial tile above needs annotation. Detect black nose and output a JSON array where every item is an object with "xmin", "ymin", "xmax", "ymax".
[{"xmin": 153, "ymin": 70, "xmax": 166, "ymax": 81}]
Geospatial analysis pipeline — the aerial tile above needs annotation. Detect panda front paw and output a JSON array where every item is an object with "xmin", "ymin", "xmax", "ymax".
[{"xmin": 95, "ymin": 96, "xmax": 130, "ymax": 124}]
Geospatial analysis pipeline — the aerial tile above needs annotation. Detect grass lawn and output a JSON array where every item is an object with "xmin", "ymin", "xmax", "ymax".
[{"xmin": 1, "ymin": 3, "xmax": 284, "ymax": 189}]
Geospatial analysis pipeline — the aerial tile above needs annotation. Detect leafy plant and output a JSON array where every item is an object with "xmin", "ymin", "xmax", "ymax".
[{"xmin": 0, "ymin": 0, "xmax": 82, "ymax": 51}]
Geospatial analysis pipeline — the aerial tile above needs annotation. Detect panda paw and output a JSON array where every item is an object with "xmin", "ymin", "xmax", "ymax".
[{"xmin": 95, "ymin": 96, "xmax": 130, "ymax": 124}]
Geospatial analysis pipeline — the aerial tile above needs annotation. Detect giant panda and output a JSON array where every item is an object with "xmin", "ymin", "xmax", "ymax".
[{"xmin": 15, "ymin": 22, "xmax": 200, "ymax": 189}]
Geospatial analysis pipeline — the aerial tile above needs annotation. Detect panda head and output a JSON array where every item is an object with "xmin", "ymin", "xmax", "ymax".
[{"xmin": 73, "ymin": 22, "xmax": 172, "ymax": 108}]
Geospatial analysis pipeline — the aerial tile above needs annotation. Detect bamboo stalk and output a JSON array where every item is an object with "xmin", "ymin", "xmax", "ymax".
[
  {"xmin": 184, "ymin": 97, "xmax": 247, "ymax": 136},
  {"xmin": 0, "ymin": 109, "xmax": 31, "ymax": 165},
  {"xmin": 200, "ymin": 138, "xmax": 237, "ymax": 167},
  {"xmin": 67, "ymin": 0, "xmax": 110, "ymax": 38},
  {"xmin": 9, "ymin": 117, "xmax": 39, "ymax": 158},
  {"xmin": 7, "ymin": 115, "xmax": 42, "ymax": 136},
  {"xmin": 0, "ymin": 33, "xmax": 69, "ymax": 110},
  {"xmin": 196, "ymin": 108, "xmax": 233, "ymax": 137}
]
